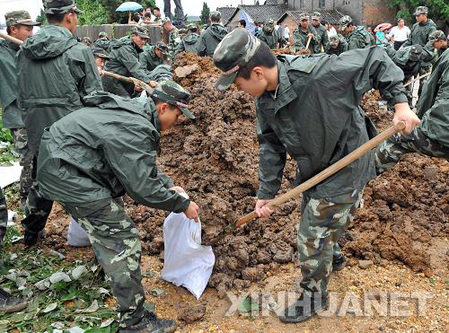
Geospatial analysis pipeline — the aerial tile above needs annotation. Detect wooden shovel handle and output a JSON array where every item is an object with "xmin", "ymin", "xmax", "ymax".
[
  {"xmin": 0, "ymin": 30, "xmax": 23, "ymax": 45},
  {"xmin": 235, "ymin": 121, "xmax": 405, "ymax": 228},
  {"xmin": 103, "ymin": 71, "xmax": 154, "ymax": 94},
  {"xmin": 305, "ymin": 35, "xmax": 312, "ymax": 50}
]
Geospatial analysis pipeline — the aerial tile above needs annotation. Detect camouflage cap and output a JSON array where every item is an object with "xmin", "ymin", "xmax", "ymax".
[
  {"xmin": 155, "ymin": 42, "xmax": 169, "ymax": 56},
  {"xmin": 132, "ymin": 26, "xmax": 150, "ymax": 39},
  {"xmin": 91, "ymin": 46, "xmax": 110, "ymax": 59},
  {"xmin": 210, "ymin": 11, "xmax": 221, "ymax": 21},
  {"xmin": 98, "ymin": 31, "xmax": 108, "ymax": 38},
  {"xmin": 43, "ymin": 0, "xmax": 82, "ymax": 15},
  {"xmin": 5, "ymin": 10, "xmax": 41, "ymax": 27},
  {"xmin": 414, "ymin": 6, "xmax": 428, "ymax": 16},
  {"xmin": 186, "ymin": 23, "xmax": 197, "ymax": 31},
  {"xmin": 299, "ymin": 13, "xmax": 309, "ymax": 21},
  {"xmin": 409, "ymin": 44, "xmax": 423, "ymax": 61},
  {"xmin": 265, "ymin": 19, "xmax": 274, "ymax": 28},
  {"xmin": 312, "ymin": 12, "xmax": 321, "ymax": 20},
  {"xmin": 151, "ymin": 81, "xmax": 195, "ymax": 119},
  {"xmin": 429, "ymin": 30, "xmax": 446, "ymax": 43},
  {"xmin": 338, "ymin": 15, "xmax": 352, "ymax": 30},
  {"xmin": 213, "ymin": 28, "xmax": 261, "ymax": 91},
  {"xmin": 329, "ymin": 36, "xmax": 340, "ymax": 48}
]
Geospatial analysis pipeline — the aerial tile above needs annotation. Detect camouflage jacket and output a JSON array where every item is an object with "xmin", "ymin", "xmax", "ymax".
[
  {"xmin": 148, "ymin": 64, "xmax": 173, "ymax": 82},
  {"xmin": 197, "ymin": 23, "xmax": 228, "ymax": 57},
  {"xmin": 18, "ymin": 25, "xmax": 102, "ymax": 154},
  {"xmin": 257, "ymin": 28, "xmax": 286, "ymax": 49},
  {"xmin": 175, "ymin": 33, "xmax": 200, "ymax": 56},
  {"xmin": 325, "ymin": 34, "xmax": 348, "ymax": 56},
  {"xmin": 417, "ymin": 49, "xmax": 449, "ymax": 146},
  {"xmin": 140, "ymin": 44, "xmax": 165, "ymax": 72},
  {"xmin": 345, "ymin": 26, "xmax": 371, "ymax": 50},
  {"xmin": 312, "ymin": 23, "xmax": 329, "ymax": 53},
  {"xmin": 256, "ymin": 48, "xmax": 407, "ymax": 201},
  {"xmin": 292, "ymin": 26, "xmax": 318, "ymax": 53},
  {"xmin": 93, "ymin": 38, "xmax": 111, "ymax": 52},
  {"xmin": 37, "ymin": 92, "xmax": 190, "ymax": 213},
  {"xmin": 0, "ymin": 39, "xmax": 24, "ymax": 128},
  {"xmin": 104, "ymin": 36, "xmax": 151, "ymax": 82},
  {"xmin": 402, "ymin": 19, "xmax": 437, "ymax": 48},
  {"xmin": 168, "ymin": 27, "xmax": 181, "ymax": 58}
]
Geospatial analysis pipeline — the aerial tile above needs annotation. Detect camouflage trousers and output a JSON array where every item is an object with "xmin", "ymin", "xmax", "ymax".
[
  {"xmin": 298, "ymin": 189, "xmax": 364, "ymax": 297},
  {"xmin": 0, "ymin": 187, "xmax": 7, "ymax": 229},
  {"xmin": 11, "ymin": 128, "xmax": 33, "ymax": 208},
  {"xmin": 21, "ymin": 156, "xmax": 54, "ymax": 235},
  {"xmin": 61, "ymin": 198, "xmax": 145, "ymax": 328},
  {"xmin": 375, "ymin": 127, "xmax": 449, "ymax": 174}
]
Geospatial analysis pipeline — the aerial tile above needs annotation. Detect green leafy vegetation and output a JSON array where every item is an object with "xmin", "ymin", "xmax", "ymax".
[{"xmin": 387, "ymin": 0, "xmax": 449, "ymax": 25}]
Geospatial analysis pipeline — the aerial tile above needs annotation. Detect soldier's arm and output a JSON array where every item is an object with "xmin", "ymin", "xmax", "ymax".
[
  {"xmin": 196, "ymin": 34, "xmax": 207, "ymax": 56},
  {"xmin": 138, "ymin": 50, "xmax": 150, "ymax": 72},
  {"xmin": 292, "ymin": 30, "xmax": 305, "ymax": 52},
  {"xmin": 104, "ymin": 129, "xmax": 190, "ymax": 212},
  {"xmin": 75, "ymin": 47, "xmax": 103, "ymax": 100},
  {"xmin": 118, "ymin": 46, "xmax": 151, "ymax": 82},
  {"xmin": 256, "ymin": 115, "xmax": 287, "ymax": 200}
]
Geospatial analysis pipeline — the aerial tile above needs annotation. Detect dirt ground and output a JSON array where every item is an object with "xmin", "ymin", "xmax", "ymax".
[{"xmin": 18, "ymin": 53, "xmax": 449, "ymax": 331}]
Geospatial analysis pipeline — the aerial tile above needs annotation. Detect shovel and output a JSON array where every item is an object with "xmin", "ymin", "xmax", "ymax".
[{"xmin": 227, "ymin": 121, "xmax": 406, "ymax": 230}]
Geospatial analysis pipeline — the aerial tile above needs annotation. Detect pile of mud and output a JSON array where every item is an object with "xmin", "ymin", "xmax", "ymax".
[{"xmin": 127, "ymin": 53, "xmax": 448, "ymax": 290}]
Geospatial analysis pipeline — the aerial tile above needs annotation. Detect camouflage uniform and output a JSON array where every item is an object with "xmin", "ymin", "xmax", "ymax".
[
  {"xmin": 376, "ymin": 48, "xmax": 449, "ymax": 174},
  {"xmin": 17, "ymin": 0, "xmax": 102, "ymax": 245},
  {"xmin": 37, "ymin": 83, "xmax": 194, "ymax": 329},
  {"xmin": 140, "ymin": 42, "xmax": 169, "ymax": 72},
  {"xmin": 257, "ymin": 19, "xmax": 286, "ymax": 50},
  {"xmin": 292, "ymin": 14, "xmax": 318, "ymax": 53},
  {"xmin": 311, "ymin": 12, "xmax": 328, "ymax": 53},
  {"xmin": 148, "ymin": 64, "xmax": 173, "ymax": 82},
  {"xmin": 196, "ymin": 12, "xmax": 228, "ymax": 57},
  {"xmin": 93, "ymin": 32, "xmax": 111, "ymax": 52},
  {"xmin": 103, "ymin": 27, "xmax": 151, "ymax": 97},
  {"xmin": 338, "ymin": 15, "xmax": 371, "ymax": 50},
  {"xmin": 213, "ymin": 29, "xmax": 407, "ymax": 304},
  {"xmin": 401, "ymin": 6, "xmax": 436, "ymax": 49},
  {"xmin": 0, "ymin": 11, "xmax": 39, "ymax": 207},
  {"xmin": 175, "ymin": 24, "xmax": 200, "ymax": 56}
]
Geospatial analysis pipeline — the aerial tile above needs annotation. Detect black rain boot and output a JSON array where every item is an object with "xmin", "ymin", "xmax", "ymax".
[
  {"xmin": 279, "ymin": 292, "xmax": 328, "ymax": 323},
  {"xmin": 118, "ymin": 310, "xmax": 177, "ymax": 333},
  {"xmin": 0, "ymin": 288, "xmax": 28, "ymax": 313}
]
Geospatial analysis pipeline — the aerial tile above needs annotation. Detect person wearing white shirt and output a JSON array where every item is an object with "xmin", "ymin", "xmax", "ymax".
[
  {"xmin": 388, "ymin": 18, "xmax": 411, "ymax": 50},
  {"xmin": 282, "ymin": 23, "xmax": 290, "ymax": 41},
  {"xmin": 323, "ymin": 21, "xmax": 337, "ymax": 38}
]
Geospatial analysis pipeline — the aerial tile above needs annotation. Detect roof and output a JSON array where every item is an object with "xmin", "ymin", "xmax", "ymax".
[
  {"xmin": 227, "ymin": 4, "xmax": 288, "ymax": 25},
  {"xmin": 278, "ymin": 9, "xmax": 345, "ymax": 25},
  {"xmin": 264, "ymin": 0, "xmax": 281, "ymax": 4},
  {"xmin": 216, "ymin": 7, "xmax": 237, "ymax": 25}
]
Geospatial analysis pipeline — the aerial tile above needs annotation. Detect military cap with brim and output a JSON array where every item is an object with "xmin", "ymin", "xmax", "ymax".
[
  {"xmin": 5, "ymin": 11, "xmax": 41, "ymax": 26},
  {"xmin": 312, "ymin": 12, "xmax": 321, "ymax": 20},
  {"xmin": 91, "ymin": 46, "xmax": 110, "ymax": 59},
  {"xmin": 299, "ymin": 13, "xmax": 309, "ymax": 21},
  {"xmin": 210, "ymin": 11, "xmax": 221, "ymax": 20},
  {"xmin": 98, "ymin": 31, "xmax": 108, "ymax": 38},
  {"xmin": 338, "ymin": 15, "xmax": 352, "ymax": 30},
  {"xmin": 429, "ymin": 30, "xmax": 446, "ymax": 42},
  {"xmin": 44, "ymin": 0, "xmax": 83, "ymax": 15},
  {"xmin": 155, "ymin": 42, "xmax": 169, "ymax": 56},
  {"xmin": 213, "ymin": 28, "xmax": 261, "ymax": 91},
  {"xmin": 132, "ymin": 26, "xmax": 151, "ymax": 39},
  {"xmin": 414, "ymin": 6, "xmax": 428, "ymax": 15},
  {"xmin": 151, "ymin": 81, "xmax": 195, "ymax": 119}
]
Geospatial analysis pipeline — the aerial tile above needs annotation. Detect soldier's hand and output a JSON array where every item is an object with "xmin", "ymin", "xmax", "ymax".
[
  {"xmin": 169, "ymin": 186, "xmax": 186, "ymax": 194},
  {"xmin": 134, "ymin": 85, "xmax": 143, "ymax": 92},
  {"xmin": 393, "ymin": 102, "xmax": 420, "ymax": 134},
  {"xmin": 255, "ymin": 199, "xmax": 274, "ymax": 218},
  {"xmin": 308, "ymin": 33, "xmax": 314, "ymax": 39},
  {"xmin": 185, "ymin": 201, "xmax": 200, "ymax": 222},
  {"xmin": 149, "ymin": 81, "xmax": 158, "ymax": 88}
]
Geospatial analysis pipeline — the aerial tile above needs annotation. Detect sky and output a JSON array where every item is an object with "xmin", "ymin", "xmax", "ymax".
[{"xmin": 155, "ymin": 0, "xmax": 257, "ymax": 16}]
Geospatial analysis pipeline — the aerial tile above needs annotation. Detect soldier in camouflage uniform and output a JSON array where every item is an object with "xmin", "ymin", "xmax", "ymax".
[
  {"xmin": 257, "ymin": 19, "xmax": 286, "ymax": 50},
  {"xmin": 103, "ymin": 26, "xmax": 153, "ymax": 97},
  {"xmin": 148, "ymin": 64, "xmax": 173, "ymax": 82},
  {"xmin": 174, "ymin": 23, "xmax": 200, "ymax": 57},
  {"xmin": 376, "ymin": 48, "xmax": 449, "ymax": 174},
  {"xmin": 213, "ymin": 28, "xmax": 419, "ymax": 323},
  {"xmin": 401, "ymin": 6, "xmax": 436, "ymax": 49},
  {"xmin": 424, "ymin": 30, "xmax": 448, "ymax": 63},
  {"xmin": 140, "ymin": 42, "xmax": 170, "ymax": 72},
  {"xmin": 339, "ymin": 15, "xmax": 371, "ymax": 50},
  {"xmin": 292, "ymin": 13, "xmax": 318, "ymax": 54},
  {"xmin": 196, "ymin": 11, "xmax": 228, "ymax": 57},
  {"xmin": 0, "ymin": 11, "xmax": 40, "ymax": 209},
  {"xmin": 93, "ymin": 31, "xmax": 111, "ymax": 52},
  {"xmin": 325, "ymin": 34, "xmax": 348, "ymax": 55},
  {"xmin": 311, "ymin": 12, "xmax": 328, "ymax": 53},
  {"xmin": 37, "ymin": 82, "xmax": 199, "ymax": 332},
  {"xmin": 17, "ymin": 0, "xmax": 103, "ymax": 246},
  {"xmin": 162, "ymin": 18, "xmax": 181, "ymax": 60}
]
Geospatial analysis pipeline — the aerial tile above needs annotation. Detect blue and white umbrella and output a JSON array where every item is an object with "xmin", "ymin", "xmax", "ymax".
[{"xmin": 115, "ymin": 2, "xmax": 143, "ymax": 12}]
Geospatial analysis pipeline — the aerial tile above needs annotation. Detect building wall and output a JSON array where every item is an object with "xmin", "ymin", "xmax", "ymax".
[
  {"xmin": 278, "ymin": 15, "xmax": 299, "ymax": 43},
  {"xmin": 228, "ymin": 9, "xmax": 244, "ymax": 30},
  {"xmin": 362, "ymin": 0, "xmax": 396, "ymax": 27}
]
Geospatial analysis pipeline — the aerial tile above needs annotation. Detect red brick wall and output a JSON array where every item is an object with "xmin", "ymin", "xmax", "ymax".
[{"xmin": 362, "ymin": 0, "xmax": 396, "ymax": 27}]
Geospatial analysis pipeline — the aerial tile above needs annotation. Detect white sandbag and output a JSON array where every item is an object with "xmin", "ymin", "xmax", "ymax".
[
  {"xmin": 67, "ymin": 217, "xmax": 91, "ymax": 247},
  {"xmin": 161, "ymin": 213, "xmax": 215, "ymax": 299}
]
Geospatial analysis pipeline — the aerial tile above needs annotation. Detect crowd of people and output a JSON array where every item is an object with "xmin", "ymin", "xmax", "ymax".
[{"xmin": 0, "ymin": 0, "xmax": 448, "ymax": 331}]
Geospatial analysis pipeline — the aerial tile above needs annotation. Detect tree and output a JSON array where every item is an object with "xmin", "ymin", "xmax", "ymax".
[
  {"xmin": 387, "ymin": 0, "xmax": 449, "ymax": 27},
  {"xmin": 77, "ymin": 0, "xmax": 108, "ymax": 25},
  {"xmin": 200, "ymin": 2, "xmax": 211, "ymax": 25}
]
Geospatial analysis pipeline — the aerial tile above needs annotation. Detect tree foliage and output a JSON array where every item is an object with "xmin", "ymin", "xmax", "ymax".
[
  {"xmin": 387, "ymin": 0, "xmax": 449, "ymax": 26},
  {"xmin": 76, "ymin": 0, "xmax": 108, "ymax": 25},
  {"xmin": 200, "ymin": 2, "xmax": 211, "ymax": 25}
]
